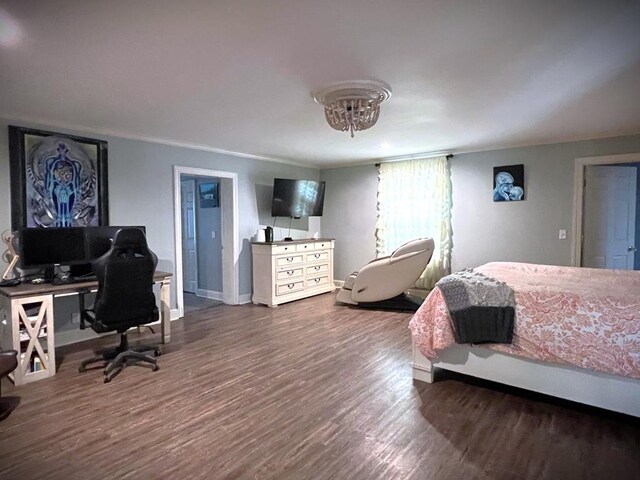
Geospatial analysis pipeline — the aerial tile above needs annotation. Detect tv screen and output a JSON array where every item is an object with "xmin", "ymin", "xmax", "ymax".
[{"xmin": 271, "ymin": 178, "xmax": 326, "ymax": 217}]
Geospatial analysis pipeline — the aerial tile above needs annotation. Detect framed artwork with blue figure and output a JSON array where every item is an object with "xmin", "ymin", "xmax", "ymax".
[
  {"xmin": 9, "ymin": 126, "xmax": 109, "ymax": 229},
  {"xmin": 493, "ymin": 164, "xmax": 524, "ymax": 202}
]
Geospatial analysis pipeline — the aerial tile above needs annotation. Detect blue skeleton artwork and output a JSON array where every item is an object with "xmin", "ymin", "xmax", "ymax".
[
  {"xmin": 26, "ymin": 136, "xmax": 98, "ymax": 227},
  {"xmin": 45, "ymin": 144, "xmax": 82, "ymax": 227}
]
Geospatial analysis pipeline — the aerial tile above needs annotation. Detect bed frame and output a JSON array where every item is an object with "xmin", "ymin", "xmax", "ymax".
[{"xmin": 412, "ymin": 339, "xmax": 640, "ymax": 417}]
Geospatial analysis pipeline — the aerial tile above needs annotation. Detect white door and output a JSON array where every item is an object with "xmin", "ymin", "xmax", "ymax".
[
  {"xmin": 583, "ymin": 165, "xmax": 637, "ymax": 269},
  {"xmin": 181, "ymin": 179, "xmax": 198, "ymax": 293}
]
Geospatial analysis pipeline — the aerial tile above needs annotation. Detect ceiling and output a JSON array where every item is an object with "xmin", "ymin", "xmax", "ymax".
[{"xmin": 1, "ymin": 0, "xmax": 639, "ymax": 168}]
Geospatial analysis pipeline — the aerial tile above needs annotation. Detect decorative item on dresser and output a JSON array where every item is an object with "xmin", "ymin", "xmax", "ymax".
[{"xmin": 251, "ymin": 239, "xmax": 335, "ymax": 307}]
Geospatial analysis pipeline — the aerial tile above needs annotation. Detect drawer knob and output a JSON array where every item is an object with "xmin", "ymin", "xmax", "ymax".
[
  {"xmin": 287, "ymin": 283, "xmax": 295, "ymax": 289},
  {"xmin": 287, "ymin": 257, "xmax": 294, "ymax": 262},
  {"xmin": 314, "ymin": 278, "xmax": 321, "ymax": 283},
  {"xmin": 287, "ymin": 270, "xmax": 294, "ymax": 276},
  {"xmin": 314, "ymin": 254, "xmax": 320, "ymax": 258},
  {"xmin": 314, "ymin": 266, "xmax": 320, "ymax": 270}
]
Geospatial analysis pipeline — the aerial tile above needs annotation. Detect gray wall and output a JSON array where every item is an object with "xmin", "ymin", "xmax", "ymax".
[
  {"xmin": 322, "ymin": 135, "xmax": 640, "ymax": 280},
  {"xmin": 321, "ymin": 165, "xmax": 379, "ymax": 281},
  {"xmin": 0, "ymin": 120, "xmax": 321, "ymax": 332}
]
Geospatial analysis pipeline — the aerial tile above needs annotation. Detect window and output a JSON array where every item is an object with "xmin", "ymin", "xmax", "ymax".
[{"xmin": 376, "ymin": 156, "xmax": 452, "ymax": 289}]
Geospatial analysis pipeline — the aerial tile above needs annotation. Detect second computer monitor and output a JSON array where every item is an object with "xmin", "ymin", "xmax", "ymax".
[{"xmin": 84, "ymin": 226, "xmax": 147, "ymax": 260}]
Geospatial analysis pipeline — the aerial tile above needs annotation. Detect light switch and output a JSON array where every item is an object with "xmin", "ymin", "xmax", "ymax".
[
  {"xmin": 211, "ymin": 231, "xmax": 216, "ymax": 239},
  {"xmin": 558, "ymin": 229, "xmax": 567, "ymax": 240}
]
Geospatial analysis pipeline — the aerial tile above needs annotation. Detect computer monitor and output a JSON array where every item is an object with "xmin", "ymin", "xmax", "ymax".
[
  {"xmin": 84, "ymin": 226, "xmax": 147, "ymax": 260},
  {"xmin": 19, "ymin": 226, "xmax": 148, "ymax": 279},
  {"xmin": 19, "ymin": 227, "xmax": 88, "ymax": 269}
]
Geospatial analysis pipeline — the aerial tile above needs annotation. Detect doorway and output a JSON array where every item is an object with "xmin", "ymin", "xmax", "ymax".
[
  {"xmin": 573, "ymin": 153, "xmax": 640, "ymax": 269},
  {"xmin": 181, "ymin": 178, "xmax": 198, "ymax": 294},
  {"xmin": 173, "ymin": 166, "xmax": 239, "ymax": 318},
  {"xmin": 180, "ymin": 175, "xmax": 225, "ymax": 312}
]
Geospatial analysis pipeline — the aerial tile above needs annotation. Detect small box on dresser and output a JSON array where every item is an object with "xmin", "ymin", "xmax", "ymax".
[{"xmin": 251, "ymin": 239, "xmax": 335, "ymax": 307}]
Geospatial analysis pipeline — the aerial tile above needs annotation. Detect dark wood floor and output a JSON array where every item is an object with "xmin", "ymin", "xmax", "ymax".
[{"xmin": 1, "ymin": 293, "xmax": 639, "ymax": 480}]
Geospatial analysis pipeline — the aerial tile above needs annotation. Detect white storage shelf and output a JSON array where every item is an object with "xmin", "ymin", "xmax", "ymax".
[
  {"xmin": 251, "ymin": 239, "xmax": 335, "ymax": 307},
  {"xmin": 0, "ymin": 293, "xmax": 56, "ymax": 385}
]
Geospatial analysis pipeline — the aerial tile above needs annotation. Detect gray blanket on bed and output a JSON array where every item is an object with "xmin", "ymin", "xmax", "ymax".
[{"xmin": 436, "ymin": 269, "xmax": 515, "ymax": 344}]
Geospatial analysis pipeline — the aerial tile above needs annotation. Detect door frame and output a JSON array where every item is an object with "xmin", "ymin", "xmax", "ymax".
[
  {"xmin": 180, "ymin": 178, "xmax": 198, "ymax": 294},
  {"xmin": 571, "ymin": 152, "xmax": 640, "ymax": 266},
  {"xmin": 173, "ymin": 166, "xmax": 239, "ymax": 317}
]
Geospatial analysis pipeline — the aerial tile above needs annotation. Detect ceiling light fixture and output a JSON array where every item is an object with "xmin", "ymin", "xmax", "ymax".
[{"xmin": 312, "ymin": 80, "xmax": 392, "ymax": 138}]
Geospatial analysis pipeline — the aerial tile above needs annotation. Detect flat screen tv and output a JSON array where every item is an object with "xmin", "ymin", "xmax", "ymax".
[{"xmin": 271, "ymin": 178, "xmax": 326, "ymax": 217}]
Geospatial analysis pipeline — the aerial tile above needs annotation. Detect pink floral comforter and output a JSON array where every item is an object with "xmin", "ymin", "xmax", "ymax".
[{"xmin": 409, "ymin": 262, "xmax": 640, "ymax": 379}]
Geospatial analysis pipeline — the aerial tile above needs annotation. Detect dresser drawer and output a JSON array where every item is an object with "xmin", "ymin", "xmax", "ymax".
[
  {"xmin": 276, "ymin": 267, "xmax": 304, "ymax": 280},
  {"xmin": 276, "ymin": 254, "xmax": 304, "ymax": 266},
  {"xmin": 273, "ymin": 244, "xmax": 297, "ymax": 254},
  {"xmin": 307, "ymin": 251, "xmax": 329, "ymax": 263},
  {"xmin": 276, "ymin": 280, "xmax": 305, "ymax": 296},
  {"xmin": 314, "ymin": 241, "xmax": 332, "ymax": 250},
  {"xmin": 306, "ymin": 263, "xmax": 328, "ymax": 276},
  {"xmin": 306, "ymin": 275, "xmax": 330, "ymax": 288},
  {"xmin": 295, "ymin": 242, "xmax": 315, "ymax": 252}
]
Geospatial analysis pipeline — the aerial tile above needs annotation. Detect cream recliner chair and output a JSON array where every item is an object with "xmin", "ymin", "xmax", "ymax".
[{"xmin": 336, "ymin": 238, "xmax": 435, "ymax": 307}]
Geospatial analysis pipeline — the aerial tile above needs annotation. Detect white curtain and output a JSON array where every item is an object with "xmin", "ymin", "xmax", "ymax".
[{"xmin": 375, "ymin": 156, "xmax": 452, "ymax": 290}]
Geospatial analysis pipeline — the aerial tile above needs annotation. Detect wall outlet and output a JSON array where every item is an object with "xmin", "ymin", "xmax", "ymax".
[
  {"xmin": 211, "ymin": 230, "xmax": 216, "ymax": 239},
  {"xmin": 558, "ymin": 229, "xmax": 567, "ymax": 240}
]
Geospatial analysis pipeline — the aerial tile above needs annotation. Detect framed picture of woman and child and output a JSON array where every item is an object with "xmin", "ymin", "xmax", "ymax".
[{"xmin": 493, "ymin": 164, "xmax": 524, "ymax": 202}]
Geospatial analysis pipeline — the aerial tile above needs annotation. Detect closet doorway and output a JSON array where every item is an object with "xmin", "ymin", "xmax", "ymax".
[
  {"xmin": 173, "ymin": 166, "xmax": 239, "ymax": 318},
  {"xmin": 573, "ymin": 153, "xmax": 640, "ymax": 270}
]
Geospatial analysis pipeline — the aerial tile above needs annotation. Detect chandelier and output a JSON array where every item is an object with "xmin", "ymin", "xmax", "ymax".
[{"xmin": 312, "ymin": 80, "xmax": 392, "ymax": 138}]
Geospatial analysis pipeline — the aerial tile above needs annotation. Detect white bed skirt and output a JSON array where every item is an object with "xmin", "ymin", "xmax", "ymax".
[{"xmin": 411, "ymin": 339, "xmax": 640, "ymax": 417}]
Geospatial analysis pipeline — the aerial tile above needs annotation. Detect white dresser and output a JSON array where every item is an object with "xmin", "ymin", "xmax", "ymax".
[{"xmin": 251, "ymin": 239, "xmax": 335, "ymax": 307}]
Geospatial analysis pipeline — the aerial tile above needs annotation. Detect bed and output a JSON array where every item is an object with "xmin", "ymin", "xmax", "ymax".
[{"xmin": 409, "ymin": 262, "xmax": 640, "ymax": 417}]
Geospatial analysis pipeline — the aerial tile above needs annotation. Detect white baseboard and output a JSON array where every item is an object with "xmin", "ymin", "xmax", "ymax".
[
  {"xmin": 238, "ymin": 293, "xmax": 252, "ymax": 304},
  {"xmin": 334, "ymin": 280, "xmax": 345, "ymax": 288},
  {"xmin": 170, "ymin": 308, "xmax": 181, "ymax": 320},
  {"xmin": 196, "ymin": 288, "xmax": 224, "ymax": 301}
]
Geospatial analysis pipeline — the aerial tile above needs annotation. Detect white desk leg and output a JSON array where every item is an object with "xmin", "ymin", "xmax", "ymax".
[{"xmin": 160, "ymin": 278, "xmax": 171, "ymax": 344}]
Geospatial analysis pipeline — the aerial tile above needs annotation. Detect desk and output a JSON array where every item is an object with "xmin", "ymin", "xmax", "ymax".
[{"xmin": 0, "ymin": 271, "xmax": 172, "ymax": 386}]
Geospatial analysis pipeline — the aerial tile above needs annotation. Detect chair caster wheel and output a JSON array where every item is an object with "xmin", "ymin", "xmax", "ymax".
[
  {"xmin": 103, "ymin": 376, "xmax": 111, "ymax": 383},
  {"xmin": 78, "ymin": 366, "xmax": 86, "ymax": 373},
  {"xmin": 154, "ymin": 350, "xmax": 161, "ymax": 357},
  {"xmin": 152, "ymin": 364, "xmax": 159, "ymax": 372}
]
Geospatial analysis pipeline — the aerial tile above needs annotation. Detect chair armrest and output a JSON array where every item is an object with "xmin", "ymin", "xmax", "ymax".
[{"xmin": 0, "ymin": 350, "xmax": 18, "ymax": 376}]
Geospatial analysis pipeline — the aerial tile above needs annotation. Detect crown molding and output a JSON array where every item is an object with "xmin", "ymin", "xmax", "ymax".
[
  {"xmin": 0, "ymin": 113, "xmax": 317, "ymax": 168},
  {"xmin": 2, "ymin": 113, "xmax": 638, "ymax": 171},
  {"xmin": 321, "ymin": 128, "xmax": 640, "ymax": 169}
]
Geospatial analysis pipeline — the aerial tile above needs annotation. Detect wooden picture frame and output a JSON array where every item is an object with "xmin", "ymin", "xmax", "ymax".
[{"xmin": 8, "ymin": 125, "xmax": 109, "ymax": 229}]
